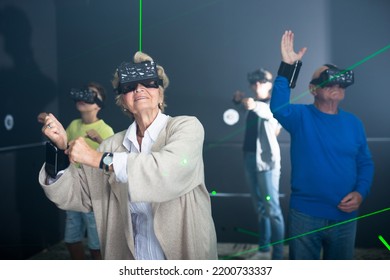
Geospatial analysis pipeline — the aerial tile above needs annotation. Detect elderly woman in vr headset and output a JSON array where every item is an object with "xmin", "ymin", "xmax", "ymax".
[
  {"xmin": 38, "ymin": 51, "xmax": 217, "ymax": 260},
  {"xmin": 270, "ymin": 31, "xmax": 374, "ymax": 260}
]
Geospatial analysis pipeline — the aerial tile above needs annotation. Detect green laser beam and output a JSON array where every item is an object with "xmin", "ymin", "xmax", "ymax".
[
  {"xmin": 221, "ymin": 207, "xmax": 390, "ymax": 259},
  {"xmin": 139, "ymin": 0, "xmax": 142, "ymax": 52},
  {"xmin": 36, "ymin": 0, "xmax": 222, "ymax": 76},
  {"xmin": 144, "ymin": 0, "xmax": 224, "ymax": 31},
  {"xmin": 235, "ymin": 227, "xmax": 259, "ymax": 238},
  {"xmin": 205, "ymin": 121, "xmax": 254, "ymax": 151},
  {"xmin": 289, "ymin": 43, "xmax": 390, "ymax": 104},
  {"xmin": 208, "ymin": 43, "xmax": 390, "ymax": 151},
  {"xmin": 378, "ymin": 235, "xmax": 390, "ymax": 251},
  {"xmin": 346, "ymin": 44, "xmax": 390, "ymax": 70},
  {"xmin": 216, "ymin": 44, "xmax": 390, "ymax": 260},
  {"xmin": 272, "ymin": 43, "xmax": 390, "ymax": 114}
]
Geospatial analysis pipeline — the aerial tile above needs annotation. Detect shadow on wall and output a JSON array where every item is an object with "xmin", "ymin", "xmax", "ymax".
[
  {"xmin": 0, "ymin": 5, "xmax": 60, "ymax": 259},
  {"xmin": 0, "ymin": 5, "xmax": 57, "ymax": 147}
]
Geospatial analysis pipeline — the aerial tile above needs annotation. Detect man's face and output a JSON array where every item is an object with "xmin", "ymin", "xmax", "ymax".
[
  {"xmin": 310, "ymin": 66, "xmax": 346, "ymax": 102},
  {"xmin": 311, "ymin": 83, "xmax": 345, "ymax": 102}
]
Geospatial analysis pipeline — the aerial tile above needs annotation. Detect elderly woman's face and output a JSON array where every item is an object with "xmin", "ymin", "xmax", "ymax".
[{"xmin": 122, "ymin": 83, "xmax": 162, "ymax": 116}]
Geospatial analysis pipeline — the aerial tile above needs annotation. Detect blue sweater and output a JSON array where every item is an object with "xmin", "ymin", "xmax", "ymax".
[{"xmin": 271, "ymin": 76, "xmax": 374, "ymax": 220}]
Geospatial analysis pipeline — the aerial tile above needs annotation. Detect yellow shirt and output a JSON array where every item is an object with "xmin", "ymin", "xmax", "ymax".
[{"xmin": 66, "ymin": 119, "xmax": 114, "ymax": 149}]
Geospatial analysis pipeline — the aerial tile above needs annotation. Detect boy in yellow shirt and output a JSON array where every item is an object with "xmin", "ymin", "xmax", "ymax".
[{"xmin": 38, "ymin": 82, "xmax": 114, "ymax": 259}]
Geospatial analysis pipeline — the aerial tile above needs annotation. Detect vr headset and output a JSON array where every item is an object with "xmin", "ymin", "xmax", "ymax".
[
  {"xmin": 247, "ymin": 69, "xmax": 272, "ymax": 85},
  {"xmin": 115, "ymin": 60, "xmax": 164, "ymax": 95},
  {"xmin": 310, "ymin": 64, "xmax": 354, "ymax": 89},
  {"xmin": 69, "ymin": 88, "xmax": 104, "ymax": 108}
]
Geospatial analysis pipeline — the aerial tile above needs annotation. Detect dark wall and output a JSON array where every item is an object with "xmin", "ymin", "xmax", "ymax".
[
  {"xmin": 55, "ymin": 0, "xmax": 138, "ymax": 131},
  {"xmin": 1, "ymin": 0, "xmax": 389, "ymax": 259},
  {"xmin": 0, "ymin": 0, "xmax": 61, "ymax": 259}
]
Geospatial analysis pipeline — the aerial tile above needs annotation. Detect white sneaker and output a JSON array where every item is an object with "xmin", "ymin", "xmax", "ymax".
[{"xmin": 249, "ymin": 251, "xmax": 271, "ymax": 260}]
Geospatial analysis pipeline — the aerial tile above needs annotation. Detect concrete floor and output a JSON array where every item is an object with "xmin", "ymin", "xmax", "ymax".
[{"xmin": 29, "ymin": 240, "xmax": 390, "ymax": 260}]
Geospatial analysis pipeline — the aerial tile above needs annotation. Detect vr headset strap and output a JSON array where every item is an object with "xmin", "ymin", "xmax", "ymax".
[{"xmin": 94, "ymin": 96, "xmax": 104, "ymax": 108}]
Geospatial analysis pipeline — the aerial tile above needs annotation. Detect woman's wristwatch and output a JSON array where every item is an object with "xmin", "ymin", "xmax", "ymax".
[{"xmin": 99, "ymin": 152, "xmax": 113, "ymax": 172}]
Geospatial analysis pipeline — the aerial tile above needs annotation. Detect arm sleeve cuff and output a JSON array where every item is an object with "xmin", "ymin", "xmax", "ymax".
[{"xmin": 113, "ymin": 152, "xmax": 129, "ymax": 183}]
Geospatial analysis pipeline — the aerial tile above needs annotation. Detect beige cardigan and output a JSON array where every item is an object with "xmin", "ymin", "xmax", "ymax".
[{"xmin": 39, "ymin": 116, "xmax": 218, "ymax": 260}]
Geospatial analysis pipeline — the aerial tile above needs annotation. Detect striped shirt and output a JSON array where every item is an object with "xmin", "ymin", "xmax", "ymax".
[{"xmin": 113, "ymin": 111, "xmax": 168, "ymax": 260}]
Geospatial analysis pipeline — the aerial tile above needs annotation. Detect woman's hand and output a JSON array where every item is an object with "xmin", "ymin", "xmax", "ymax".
[
  {"xmin": 281, "ymin": 30, "xmax": 307, "ymax": 64},
  {"xmin": 66, "ymin": 137, "xmax": 102, "ymax": 168},
  {"xmin": 41, "ymin": 113, "xmax": 68, "ymax": 150}
]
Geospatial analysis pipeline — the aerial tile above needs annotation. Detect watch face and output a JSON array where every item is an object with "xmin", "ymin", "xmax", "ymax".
[{"xmin": 103, "ymin": 154, "xmax": 113, "ymax": 165}]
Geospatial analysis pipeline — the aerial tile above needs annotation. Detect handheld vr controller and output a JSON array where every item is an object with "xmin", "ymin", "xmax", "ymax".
[{"xmin": 45, "ymin": 141, "xmax": 69, "ymax": 178}]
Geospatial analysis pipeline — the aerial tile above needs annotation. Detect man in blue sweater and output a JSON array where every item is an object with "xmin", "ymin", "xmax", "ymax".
[{"xmin": 270, "ymin": 30, "xmax": 374, "ymax": 259}]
